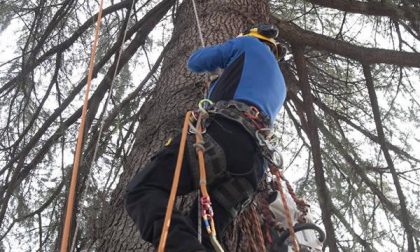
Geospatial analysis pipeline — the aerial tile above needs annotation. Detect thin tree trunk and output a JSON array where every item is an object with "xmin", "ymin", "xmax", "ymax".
[
  {"xmin": 291, "ymin": 44, "xmax": 339, "ymax": 251},
  {"xmin": 362, "ymin": 64, "xmax": 415, "ymax": 251}
]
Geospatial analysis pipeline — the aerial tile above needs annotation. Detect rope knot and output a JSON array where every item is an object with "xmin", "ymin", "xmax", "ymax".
[{"xmin": 194, "ymin": 141, "xmax": 205, "ymax": 153}]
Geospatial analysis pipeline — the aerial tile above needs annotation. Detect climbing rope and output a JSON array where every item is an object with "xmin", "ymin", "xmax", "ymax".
[
  {"xmin": 246, "ymin": 205, "xmax": 267, "ymax": 251},
  {"xmin": 193, "ymin": 106, "xmax": 224, "ymax": 252},
  {"xmin": 191, "ymin": 0, "xmax": 219, "ymax": 99},
  {"xmin": 272, "ymin": 168, "xmax": 300, "ymax": 252},
  {"xmin": 69, "ymin": 0, "xmax": 136, "ymax": 250},
  {"xmin": 191, "ymin": 0, "xmax": 205, "ymax": 48},
  {"xmin": 190, "ymin": 1, "xmax": 217, "ymax": 245},
  {"xmin": 284, "ymin": 176, "xmax": 309, "ymax": 215},
  {"xmin": 60, "ymin": 0, "xmax": 105, "ymax": 251},
  {"xmin": 159, "ymin": 2, "xmax": 222, "ymax": 250},
  {"xmin": 158, "ymin": 111, "xmax": 192, "ymax": 252}
]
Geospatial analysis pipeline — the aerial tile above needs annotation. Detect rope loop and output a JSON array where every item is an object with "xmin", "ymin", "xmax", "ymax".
[
  {"xmin": 188, "ymin": 121, "xmax": 199, "ymax": 134},
  {"xmin": 194, "ymin": 141, "xmax": 206, "ymax": 153}
]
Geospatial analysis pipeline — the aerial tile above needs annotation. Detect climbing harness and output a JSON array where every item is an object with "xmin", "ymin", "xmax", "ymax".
[
  {"xmin": 158, "ymin": 98, "xmax": 323, "ymax": 252},
  {"xmin": 209, "ymin": 100, "xmax": 302, "ymax": 251},
  {"xmin": 60, "ymin": 0, "xmax": 105, "ymax": 251},
  {"xmin": 158, "ymin": 101, "xmax": 226, "ymax": 252},
  {"xmin": 189, "ymin": 101, "xmax": 260, "ymax": 219},
  {"xmin": 205, "ymin": 100, "xmax": 280, "ymax": 167}
]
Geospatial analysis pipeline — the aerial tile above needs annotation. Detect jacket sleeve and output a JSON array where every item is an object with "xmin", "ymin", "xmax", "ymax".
[{"xmin": 187, "ymin": 40, "xmax": 236, "ymax": 72}]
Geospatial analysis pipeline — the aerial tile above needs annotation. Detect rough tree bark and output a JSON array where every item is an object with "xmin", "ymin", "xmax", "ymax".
[{"xmin": 96, "ymin": 0, "xmax": 272, "ymax": 251}]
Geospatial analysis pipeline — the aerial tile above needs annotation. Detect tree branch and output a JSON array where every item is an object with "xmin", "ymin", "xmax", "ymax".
[
  {"xmin": 272, "ymin": 15, "xmax": 420, "ymax": 67},
  {"xmin": 314, "ymin": 106, "xmax": 420, "ymax": 238},
  {"xmin": 0, "ymin": 0, "xmax": 176, "ymax": 228},
  {"xmin": 306, "ymin": 0, "xmax": 419, "ymax": 24},
  {"xmin": 331, "ymin": 205, "xmax": 375, "ymax": 252},
  {"xmin": 313, "ymin": 97, "xmax": 420, "ymax": 163},
  {"xmin": 0, "ymin": 0, "xmax": 133, "ymax": 95},
  {"xmin": 291, "ymin": 44, "xmax": 339, "ymax": 251},
  {"xmin": 362, "ymin": 63, "xmax": 415, "ymax": 251}
]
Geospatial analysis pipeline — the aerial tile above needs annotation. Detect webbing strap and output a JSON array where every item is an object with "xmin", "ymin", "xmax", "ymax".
[
  {"xmin": 188, "ymin": 133, "xmax": 227, "ymax": 189},
  {"xmin": 211, "ymin": 177, "xmax": 254, "ymax": 217},
  {"xmin": 207, "ymin": 101, "xmax": 277, "ymax": 164}
]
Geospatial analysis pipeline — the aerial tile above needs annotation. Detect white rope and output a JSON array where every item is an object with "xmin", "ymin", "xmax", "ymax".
[
  {"xmin": 191, "ymin": 0, "xmax": 218, "ymax": 101},
  {"xmin": 191, "ymin": 1, "xmax": 211, "ymax": 243},
  {"xmin": 70, "ymin": 0, "xmax": 136, "ymax": 250},
  {"xmin": 191, "ymin": 0, "xmax": 205, "ymax": 48}
]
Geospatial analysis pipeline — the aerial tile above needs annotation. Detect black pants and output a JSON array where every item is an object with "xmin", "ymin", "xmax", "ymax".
[{"xmin": 125, "ymin": 117, "xmax": 262, "ymax": 252}]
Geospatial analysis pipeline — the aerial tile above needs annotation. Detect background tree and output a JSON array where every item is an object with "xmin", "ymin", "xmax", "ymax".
[{"xmin": 0, "ymin": 0, "xmax": 419, "ymax": 251}]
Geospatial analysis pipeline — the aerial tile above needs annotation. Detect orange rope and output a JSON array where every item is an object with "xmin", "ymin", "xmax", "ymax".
[
  {"xmin": 194, "ymin": 113, "xmax": 210, "ymax": 198},
  {"xmin": 60, "ymin": 0, "xmax": 104, "ymax": 251},
  {"xmin": 194, "ymin": 113, "xmax": 218, "ymax": 234},
  {"xmin": 273, "ymin": 169, "xmax": 300, "ymax": 252},
  {"xmin": 158, "ymin": 111, "xmax": 192, "ymax": 252},
  {"xmin": 194, "ymin": 112, "xmax": 224, "ymax": 252},
  {"xmin": 158, "ymin": 110, "xmax": 224, "ymax": 251}
]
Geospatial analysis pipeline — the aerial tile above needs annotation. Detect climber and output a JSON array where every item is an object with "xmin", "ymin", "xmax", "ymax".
[{"xmin": 125, "ymin": 24, "xmax": 287, "ymax": 252}]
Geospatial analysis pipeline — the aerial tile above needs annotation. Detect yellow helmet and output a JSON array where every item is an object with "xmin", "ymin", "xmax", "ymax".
[{"xmin": 240, "ymin": 24, "xmax": 286, "ymax": 61}]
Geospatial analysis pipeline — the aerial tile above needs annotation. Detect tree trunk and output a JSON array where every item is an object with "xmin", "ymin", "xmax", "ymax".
[{"xmin": 96, "ymin": 0, "xmax": 270, "ymax": 251}]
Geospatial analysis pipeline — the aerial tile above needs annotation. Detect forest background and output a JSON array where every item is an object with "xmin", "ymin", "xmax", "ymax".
[{"xmin": 0, "ymin": 0, "xmax": 419, "ymax": 251}]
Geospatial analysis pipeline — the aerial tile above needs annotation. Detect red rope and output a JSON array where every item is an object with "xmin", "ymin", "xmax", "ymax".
[
  {"xmin": 272, "ymin": 168, "xmax": 300, "ymax": 252},
  {"xmin": 284, "ymin": 178, "xmax": 309, "ymax": 214},
  {"xmin": 249, "ymin": 205, "xmax": 266, "ymax": 251}
]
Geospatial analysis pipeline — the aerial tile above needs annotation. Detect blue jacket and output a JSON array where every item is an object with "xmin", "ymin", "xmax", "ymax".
[{"xmin": 187, "ymin": 36, "xmax": 286, "ymax": 125}]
